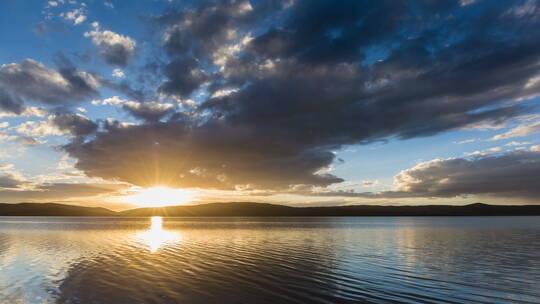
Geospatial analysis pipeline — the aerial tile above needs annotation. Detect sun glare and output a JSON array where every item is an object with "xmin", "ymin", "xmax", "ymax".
[
  {"xmin": 138, "ymin": 216, "xmax": 180, "ymax": 253},
  {"xmin": 125, "ymin": 186, "xmax": 193, "ymax": 207}
]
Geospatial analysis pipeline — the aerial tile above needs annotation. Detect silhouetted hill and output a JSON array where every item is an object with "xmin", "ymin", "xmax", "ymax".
[
  {"xmin": 1, "ymin": 202, "xmax": 540, "ymax": 216},
  {"xmin": 0, "ymin": 203, "xmax": 117, "ymax": 216},
  {"xmin": 119, "ymin": 202, "xmax": 540, "ymax": 217},
  {"xmin": 119, "ymin": 202, "xmax": 296, "ymax": 216}
]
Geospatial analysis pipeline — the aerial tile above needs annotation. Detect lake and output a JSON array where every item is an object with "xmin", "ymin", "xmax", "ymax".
[{"xmin": 1, "ymin": 216, "xmax": 539, "ymax": 304}]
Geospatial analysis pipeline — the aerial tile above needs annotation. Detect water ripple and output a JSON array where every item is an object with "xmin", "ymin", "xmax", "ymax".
[{"xmin": 0, "ymin": 216, "xmax": 539, "ymax": 303}]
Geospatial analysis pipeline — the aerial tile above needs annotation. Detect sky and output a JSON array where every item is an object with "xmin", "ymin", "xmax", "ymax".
[{"xmin": 0, "ymin": 0, "xmax": 540, "ymax": 210}]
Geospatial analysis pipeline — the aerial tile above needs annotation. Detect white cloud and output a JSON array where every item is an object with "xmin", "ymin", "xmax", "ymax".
[
  {"xmin": 464, "ymin": 150, "xmax": 491, "ymax": 157},
  {"xmin": 112, "ymin": 68, "xmax": 125, "ymax": 78},
  {"xmin": 14, "ymin": 116, "xmax": 65, "ymax": 137},
  {"xmin": 0, "ymin": 132, "xmax": 17, "ymax": 142},
  {"xmin": 211, "ymin": 88, "xmax": 238, "ymax": 98},
  {"xmin": 61, "ymin": 8, "xmax": 87, "ymax": 25},
  {"xmin": 362, "ymin": 180, "xmax": 380, "ymax": 187},
  {"xmin": 508, "ymin": 0, "xmax": 539, "ymax": 18},
  {"xmin": 104, "ymin": 1, "xmax": 114, "ymax": 8},
  {"xmin": 0, "ymin": 107, "xmax": 48, "ymax": 118},
  {"xmin": 0, "ymin": 122, "xmax": 9, "ymax": 128},
  {"xmin": 491, "ymin": 121, "xmax": 540, "ymax": 140},
  {"xmin": 463, "ymin": 146, "xmax": 502, "ymax": 157},
  {"xmin": 505, "ymin": 141, "xmax": 532, "ymax": 146},
  {"xmin": 92, "ymin": 96, "xmax": 124, "ymax": 106},
  {"xmin": 455, "ymin": 138, "xmax": 477, "ymax": 144},
  {"xmin": 48, "ymin": 1, "xmax": 59, "ymax": 7},
  {"xmin": 461, "ymin": 121, "xmax": 506, "ymax": 131},
  {"xmin": 460, "ymin": 0, "xmax": 480, "ymax": 6},
  {"xmin": 84, "ymin": 28, "xmax": 136, "ymax": 66}
]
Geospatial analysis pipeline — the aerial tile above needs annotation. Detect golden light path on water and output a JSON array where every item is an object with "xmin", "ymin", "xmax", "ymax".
[{"xmin": 138, "ymin": 216, "xmax": 181, "ymax": 253}]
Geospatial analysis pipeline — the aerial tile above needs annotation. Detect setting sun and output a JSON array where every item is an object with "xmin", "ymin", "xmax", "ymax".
[{"xmin": 124, "ymin": 187, "xmax": 194, "ymax": 207}]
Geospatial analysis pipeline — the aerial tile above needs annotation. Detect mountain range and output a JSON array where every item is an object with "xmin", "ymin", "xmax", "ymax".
[{"xmin": 1, "ymin": 202, "xmax": 540, "ymax": 216}]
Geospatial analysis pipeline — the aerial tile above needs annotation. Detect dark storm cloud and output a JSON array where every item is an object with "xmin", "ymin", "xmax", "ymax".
[
  {"xmin": 106, "ymin": 80, "xmax": 149, "ymax": 102},
  {"xmin": 121, "ymin": 101, "xmax": 175, "ymax": 122},
  {"xmin": 64, "ymin": 0, "xmax": 540, "ymax": 192},
  {"xmin": 0, "ymin": 59, "xmax": 100, "ymax": 106},
  {"xmin": 157, "ymin": 0, "xmax": 284, "ymax": 97},
  {"xmin": 52, "ymin": 113, "xmax": 98, "ymax": 136},
  {"xmin": 63, "ymin": 120, "xmax": 342, "ymax": 189},
  {"xmin": 159, "ymin": 57, "xmax": 210, "ymax": 98},
  {"xmin": 160, "ymin": 0, "xmax": 266, "ymax": 59},
  {"xmin": 0, "ymin": 87, "xmax": 25, "ymax": 115}
]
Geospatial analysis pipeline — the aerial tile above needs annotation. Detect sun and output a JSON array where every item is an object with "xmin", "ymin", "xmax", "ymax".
[{"xmin": 124, "ymin": 186, "xmax": 194, "ymax": 207}]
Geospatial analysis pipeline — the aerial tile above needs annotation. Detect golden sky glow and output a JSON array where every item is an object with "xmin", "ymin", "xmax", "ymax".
[{"xmin": 123, "ymin": 187, "xmax": 194, "ymax": 208}]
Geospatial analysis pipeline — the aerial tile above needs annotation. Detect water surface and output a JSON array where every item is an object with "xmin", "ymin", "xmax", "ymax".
[{"xmin": 0, "ymin": 216, "xmax": 539, "ymax": 304}]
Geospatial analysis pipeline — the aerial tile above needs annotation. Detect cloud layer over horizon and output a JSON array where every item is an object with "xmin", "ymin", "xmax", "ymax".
[{"xmin": 1, "ymin": 0, "xmax": 540, "ymax": 205}]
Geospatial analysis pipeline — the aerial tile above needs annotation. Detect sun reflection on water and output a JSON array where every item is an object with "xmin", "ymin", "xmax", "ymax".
[{"xmin": 138, "ymin": 216, "xmax": 180, "ymax": 253}]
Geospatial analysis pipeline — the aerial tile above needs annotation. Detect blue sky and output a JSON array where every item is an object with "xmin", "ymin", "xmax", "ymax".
[{"xmin": 1, "ymin": 0, "xmax": 540, "ymax": 210}]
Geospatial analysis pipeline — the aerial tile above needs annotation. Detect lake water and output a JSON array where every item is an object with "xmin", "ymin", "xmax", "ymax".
[{"xmin": 0, "ymin": 216, "xmax": 539, "ymax": 304}]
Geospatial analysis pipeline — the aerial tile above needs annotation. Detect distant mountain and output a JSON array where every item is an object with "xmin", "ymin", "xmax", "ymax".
[
  {"xmin": 1, "ymin": 202, "xmax": 540, "ymax": 216},
  {"xmin": 120, "ymin": 202, "xmax": 540, "ymax": 217},
  {"xmin": 0, "ymin": 203, "xmax": 117, "ymax": 216},
  {"xmin": 119, "ymin": 202, "xmax": 296, "ymax": 217}
]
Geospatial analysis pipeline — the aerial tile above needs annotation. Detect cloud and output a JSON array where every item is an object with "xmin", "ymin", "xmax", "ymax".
[
  {"xmin": 92, "ymin": 96, "xmax": 175, "ymax": 121},
  {"xmin": 63, "ymin": 120, "xmax": 343, "ymax": 190},
  {"xmin": 291, "ymin": 149, "xmax": 540, "ymax": 201},
  {"xmin": 61, "ymin": 8, "xmax": 87, "ymax": 25},
  {"xmin": 112, "ymin": 68, "xmax": 125, "ymax": 78},
  {"xmin": 15, "ymin": 118, "xmax": 65, "ymax": 137},
  {"xmin": 84, "ymin": 26, "xmax": 136, "ymax": 67},
  {"xmin": 0, "ymin": 182, "xmax": 129, "ymax": 203},
  {"xmin": 491, "ymin": 121, "xmax": 540, "ymax": 140},
  {"xmin": 505, "ymin": 141, "xmax": 532, "ymax": 146},
  {"xmin": 51, "ymin": 113, "xmax": 98, "ymax": 136},
  {"xmin": 455, "ymin": 138, "xmax": 477, "ymax": 144},
  {"xmin": 160, "ymin": 0, "xmax": 260, "ymax": 60},
  {"xmin": 15, "ymin": 113, "xmax": 97, "ymax": 137},
  {"xmin": 460, "ymin": 0, "xmax": 480, "ymax": 6},
  {"xmin": 362, "ymin": 180, "xmax": 379, "ymax": 187},
  {"xmin": 159, "ymin": 57, "xmax": 210, "ymax": 98},
  {"xmin": 0, "ymin": 165, "xmax": 27, "ymax": 189},
  {"xmin": 121, "ymin": 101, "xmax": 174, "ymax": 122},
  {"xmin": 0, "ymin": 106, "xmax": 47, "ymax": 118},
  {"xmin": 0, "ymin": 59, "xmax": 100, "ymax": 106},
  {"xmin": 0, "ymin": 130, "xmax": 42, "ymax": 146},
  {"xmin": 16, "ymin": 136, "xmax": 42, "ymax": 146},
  {"xmin": 392, "ymin": 150, "xmax": 540, "ymax": 199},
  {"xmin": 0, "ymin": 173, "xmax": 25, "ymax": 189},
  {"xmin": 0, "ymin": 86, "xmax": 25, "ymax": 115},
  {"xmin": 63, "ymin": 1, "xmax": 540, "ymax": 191}
]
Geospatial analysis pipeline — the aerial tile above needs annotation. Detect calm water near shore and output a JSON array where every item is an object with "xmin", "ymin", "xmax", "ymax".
[{"xmin": 1, "ymin": 216, "xmax": 539, "ymax": 304}]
